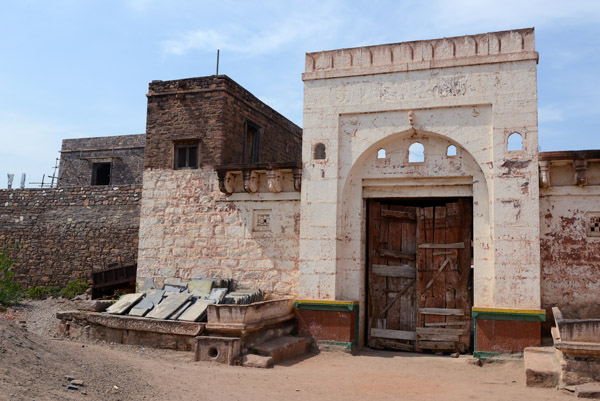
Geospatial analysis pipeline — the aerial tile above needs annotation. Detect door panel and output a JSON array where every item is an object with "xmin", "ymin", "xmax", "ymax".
[
  {"xmin": 368, "ymin": 201, "xmax": 417, "ymax": 350},
  {"xmin": 367, "ymin": 198, "xmax": 472, "ymax": 353}
]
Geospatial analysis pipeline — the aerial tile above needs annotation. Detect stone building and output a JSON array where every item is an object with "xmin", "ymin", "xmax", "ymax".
[
  {"xmin": 296, "ymin": 28, "xmax": 599, "ymax": 357},
  {"xmin": 136, "ymin": 75, "xmax": 302, "ymax": 295},
  {"xmin": 2, "ymin": 27, "xmax": 598, "ymax": 359},
  {"xmin": 0, "ymin": 133, "xmax": 144, "ymax": 287},
  {"xmin": 58, "ymin": 134, "xmax": 145, "ymax": 187}
]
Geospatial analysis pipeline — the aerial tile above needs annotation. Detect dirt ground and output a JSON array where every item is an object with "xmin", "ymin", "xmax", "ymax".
[{"xmin": 0, "ymin": 299, "xmax": 575, "ymax": 401}]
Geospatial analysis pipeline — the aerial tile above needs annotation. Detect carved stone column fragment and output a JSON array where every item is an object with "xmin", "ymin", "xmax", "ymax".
[
  {"xmin": 217, "ymin": 171, "xmax": 232, "ymax": 195},
  {"xmin": 574, "ymin": 159, "xmax": 588, "ymax": 187},
  {"xmin": 267, "ymin": 169, "xmax": 282, "ymax": 193},
  {"xmin": 538, "ymin": 160, "xmax": 550, "ymax": 189},
  {"xmin": 243, "ymin": 170, "xmax": 259, "ymax": 193},
  {"xmin": 292, "ymin": 168, "xmax": 302, "ymax": 192}
]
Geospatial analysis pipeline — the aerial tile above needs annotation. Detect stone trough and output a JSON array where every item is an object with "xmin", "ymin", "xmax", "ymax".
[
  {"xmin": 56, "ymin": 297, "xmax": 299, "ymax": 365},
  {"xmin": 525, "ymin": 307, "xmax": 600, "ymax": 390},
  {"xmin": 552, "ymin": 306, "xmax": 600, "ymax": 358}
]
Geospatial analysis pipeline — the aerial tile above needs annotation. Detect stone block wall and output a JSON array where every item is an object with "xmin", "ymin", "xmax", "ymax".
[
  {"xmin": 59, "ymin": 134, "xmax": 145, "ymax": 186},
  {"xmin": 145, "ymin": 75, "xmax": 301, "ymax": 169},
  {"xmin": 0, "ymin": 185, "xmax": 141, "ymax": 287},
  {"xmin": 137, "ymin": 167, "xmax": 299, "ymax": 296}
]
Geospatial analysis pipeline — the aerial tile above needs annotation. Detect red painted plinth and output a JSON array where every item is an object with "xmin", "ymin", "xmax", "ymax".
[
  {"xmin": 296, "ymin": 309, "xmax": 356, "ymax": 343},
  {"xmin": 477, "ymin": 319, "xmax": 541, "ymax": 353}
]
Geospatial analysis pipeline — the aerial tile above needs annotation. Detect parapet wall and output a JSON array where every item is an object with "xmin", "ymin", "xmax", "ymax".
[
  {"xmin": 0, "ymin": 185, "xmax": 141, "ymax": 287},
  {"xmin": 303, "ymin": 28, "xmax": 537, "ymax": 80}
]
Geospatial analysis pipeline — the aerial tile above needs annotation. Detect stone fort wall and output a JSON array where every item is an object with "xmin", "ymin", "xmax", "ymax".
[{"xmin": 0, "ymin": 185, "xmax": 141, "ymax": 288}]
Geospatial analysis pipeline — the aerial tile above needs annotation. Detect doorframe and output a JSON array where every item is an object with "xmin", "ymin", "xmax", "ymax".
[{"xmin": 363, "ymin": 196, "xmax": 474, "ymax": 349}]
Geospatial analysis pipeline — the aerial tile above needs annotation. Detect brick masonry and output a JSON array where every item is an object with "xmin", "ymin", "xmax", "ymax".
[
  {"xmin": 0, "ymin": 185, "xmax": 141, "ymax": 287},
  {"xmin": 137, "ymin": 167, "xmax": 299, "ymax": 296},
  {"xmin": 59, "ymin": 134, "xmax": 145, "ymax": 187}
]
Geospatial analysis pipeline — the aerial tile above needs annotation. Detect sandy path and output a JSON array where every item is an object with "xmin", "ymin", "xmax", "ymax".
[{"xmin": 1, "ymin": 299, "xmax": 574, "ymax": 401}]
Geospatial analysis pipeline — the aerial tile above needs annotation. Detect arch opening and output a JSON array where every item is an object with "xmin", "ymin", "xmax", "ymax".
[
  {"xmin": 408, "ymin": 142, "xmax": 424, "ymax": 163},
  {"xmin": 507, "ymin": 133, "xmax": 523, "ymax": 151}
]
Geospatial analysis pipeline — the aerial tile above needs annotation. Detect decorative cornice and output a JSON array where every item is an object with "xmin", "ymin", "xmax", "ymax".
[{"xmin": 303, "ymin": 28, "xmax": 537, "ymax": 81}]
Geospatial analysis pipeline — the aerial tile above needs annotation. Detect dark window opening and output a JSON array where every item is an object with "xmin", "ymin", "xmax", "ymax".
[
  {"xmin": 92, "ymin": 162, "xmax": 111, "ymax": 186},
  {"xmin": 314, "ymin": 143, "xmax": 326, "ymax": 160},
  {"xmin": 244, "ymin": 121, "xmax": 261, "ymax": 164},
  {"xmin": 175, "ymin": 144, "xmax": 199, "ymax": 169}
]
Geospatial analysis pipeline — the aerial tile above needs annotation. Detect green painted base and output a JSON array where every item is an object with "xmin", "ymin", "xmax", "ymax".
[
  {"xmin": 315, "ymin": 340, "xmax": 355, "ymax": 353},
  {"xmin": 473, "ymin": 351, "xmax": 524, "ymax": 361}
]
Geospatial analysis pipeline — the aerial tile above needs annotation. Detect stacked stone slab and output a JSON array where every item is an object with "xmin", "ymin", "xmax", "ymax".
[{"xmin": 107, "ymin": 280, "xmax": 264, "ymax": 322}]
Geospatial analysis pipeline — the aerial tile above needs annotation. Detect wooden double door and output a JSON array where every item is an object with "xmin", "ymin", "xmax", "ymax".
[{"xmin": 367, "ymin": 198, "xmax": 472, "ymax": 353}]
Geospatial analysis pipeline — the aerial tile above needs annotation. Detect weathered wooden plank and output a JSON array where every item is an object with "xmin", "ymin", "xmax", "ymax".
[
  {"xmin": 373, "ymin": 264, "xmax": 416, "ymax": 279},
  {"xmin": 417, "ymin": 340, "xmax": 456, "ymax": 350},
  {"xmin": 418, "ymin": 243, "xmax": 465, "ymax": 249},
  {"xmin": 416, "ymin": 327, "xmax": 467, "ymax": 336},
  {"xmin": 371, "ymin": 328, "xmax": 416, "ymax": 341},
  {"xmin": 377, "ymin": 339, "xmax": 415, "ymax": 351},
  {"xmin": 379, "ymin": 249, "xmax": 416, "ymax": 260},
  {"xmin": 423, "ymin": 258, "xmax": 451, "ymax": 291},
  {"xmin": 381, "ymin": 209, "xmax": 416, "ymax": 220},
  {"xmin": 419, "ymin": 308, "xmax": 464, "ymax": 316},
  {"xmin": 417, "ymin": 333, "xmax": 460, "ymax": 342},
  {"xmin": 424, "ymin": 322, "xmax": 468, "ymax": 327},
  {"xmin": 380, "ymin": 279, "xmax": 415, "ymax": 317}
]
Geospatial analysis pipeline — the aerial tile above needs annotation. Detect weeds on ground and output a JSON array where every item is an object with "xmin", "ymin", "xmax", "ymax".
[
  {"xmin": 60, "ymin": 279, "xmax": 89, "ymax": 299},
  {"xmin": 0, "ymin": 250, "xmax": 23, "ymax": 307},
  {"xmin": 26, "ymin": 286, "xmax": 49, "ymax": 300},
  {"xmin": 46, "ymin": 286, "xmax": 61, "ymax": 298}
]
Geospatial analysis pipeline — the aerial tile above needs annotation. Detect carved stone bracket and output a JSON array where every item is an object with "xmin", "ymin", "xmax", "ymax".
[
  {"xmin": 539, "ymin": 160, "xmax": 550, "ymax": 189},
  {"xmin": 292, "ymin": 168, "xmax": 302, "ymax": 192},
  {"xmin": 217, "ymin": 171, "xmax": 231, "ymax": 195},
  {"xmin": 267, "ymin": 169, "xmax": 282, "ymax": 193},
  {"xmin": 243, "ymin": 170, "xmax": 259, "ymax": 193},
  {"xmin": 574, "ymin": 159, "xmax": 588, "ymax": 187}
]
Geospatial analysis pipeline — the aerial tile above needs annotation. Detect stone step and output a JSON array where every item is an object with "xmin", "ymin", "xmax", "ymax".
[
  {"xmin": 252, "ymin": 336, "xmax": 308, "ymax": 363},
  {"xmin": 571, "ymin": 382, "xmax": 600, "ymax": 399},
  {"xmin": 242, "ymin": 354, "xmax": 274, "ymax": 369},
  {"xmin": 524, "ymin": 346, "xmax": 560, "ymax": 388}
]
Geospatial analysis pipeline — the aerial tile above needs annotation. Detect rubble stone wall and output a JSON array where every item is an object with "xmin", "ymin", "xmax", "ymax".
[
  {"xmin": 137, "ymin": 167, "xmax": 300, "ymax": 296},
  {"xmin": 0, "ymin": 185, "xmax": 141, "ymax": 287},
  {"xmin": 59, "ymin": 134, "xmax": 145, "ymax": 187}
]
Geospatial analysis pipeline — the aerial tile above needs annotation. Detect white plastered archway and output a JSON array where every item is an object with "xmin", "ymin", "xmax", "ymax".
[{"xmin": 335, "ymin": 129, "xmax": 492, "ymax": 346}]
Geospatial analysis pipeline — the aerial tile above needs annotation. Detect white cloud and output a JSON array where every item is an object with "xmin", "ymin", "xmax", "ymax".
[{"xmin": 160, "ymin": 2, "xmax": 342, "ymax": 56}]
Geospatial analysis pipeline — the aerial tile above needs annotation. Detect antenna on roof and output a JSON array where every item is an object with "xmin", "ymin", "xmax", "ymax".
[{"xmin": 216, "ymin": 49, "xmax": 220, "ymax": 75}]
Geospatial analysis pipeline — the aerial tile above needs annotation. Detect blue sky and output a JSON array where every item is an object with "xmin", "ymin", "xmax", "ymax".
[{"xmin": 1, "ymin": 0, "xmax": 599, "ymax": 187}]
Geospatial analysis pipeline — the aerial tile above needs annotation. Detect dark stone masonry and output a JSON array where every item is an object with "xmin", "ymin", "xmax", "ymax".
[
  {"xmin": 0, "ymin": 185, "xmax": 141, "ymax": 288},
  {"xmin": 145, "ymin": 75, "xmax": 302, "ymax": 169},
  {"xmin": 59, "ymin": 134, "xmax": 145, "ymax": 187}
]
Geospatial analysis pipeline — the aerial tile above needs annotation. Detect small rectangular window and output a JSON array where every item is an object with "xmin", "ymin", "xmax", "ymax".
[
  {"xmin": 244, "ymin": 121, "xmax": 261, "ymax": 164},
  {"xmin": 174, "ymin": 144, "xmax": 199, "ymax": 169},
  {"xmin": 91, "ymin": 162, "xmax": 111, "ymax": 185}
]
